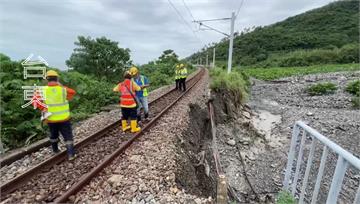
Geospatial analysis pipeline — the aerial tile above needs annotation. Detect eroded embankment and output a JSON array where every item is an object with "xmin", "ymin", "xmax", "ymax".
[
  {"xmin": 211, "ymin": 88, "xmax": 283, "ymax": 204},
  {"xmin": 173, "ymin": 86, "xmax": 282, "ymax": 203},
  {"xmin": 175, "ymin": 103, "xmax": 218, "ymax": 199}
]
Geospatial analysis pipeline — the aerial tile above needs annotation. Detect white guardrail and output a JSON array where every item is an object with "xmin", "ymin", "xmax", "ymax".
[{"xmin": 283, "ymin": 121, "xmax": 360, "ymax": 204}]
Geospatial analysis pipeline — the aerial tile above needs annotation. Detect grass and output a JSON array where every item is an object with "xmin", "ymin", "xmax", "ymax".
[
  {"xmin": 241, "ymin": 63, "xmax": 359, "ymax": 81},
  {"xmin": 276, "ymin": 191, "xmax": 296, "ymax": 204},
  {"xmin": 351, "ymin": 97, "xmax": 360, "ymax": 108},
  {"xmin": 209, "ymin": 68, "xmax": 249, "ymax": 103},
  {"xmin": 307, "ymin": 82, "xmax": 337, "ymax": 96},
  {"xmin": 346, "ymin": 80, "xmax": 360, "ymax": 96}
]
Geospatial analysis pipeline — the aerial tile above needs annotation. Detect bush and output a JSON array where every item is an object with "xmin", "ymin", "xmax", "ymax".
[
  {"xmin": 276, "ymin": 191, "xmax": 296, "ymax": 204},
  {"xmin": 307, "ymin": 82, "xmax": 337, "ymax": 96},
  {"xmin": 210, "ymin": 68, "xmax": 249, "ymax": 103},
  {"xmin": 1, "ymin": 54, "xmax": 118, "ymax": 150},
  {"xmin": 351, "ymin": 97, "xmax": 360, "ymax": 108},
  {"xmin": 345, "ymin": 80, "xmax": 360, "ymax": 96}
]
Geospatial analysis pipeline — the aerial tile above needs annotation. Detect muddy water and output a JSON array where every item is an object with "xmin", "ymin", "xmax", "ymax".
[{"xmin": 251, "ymin": 108, "xmax": 283, "ymax": 148}]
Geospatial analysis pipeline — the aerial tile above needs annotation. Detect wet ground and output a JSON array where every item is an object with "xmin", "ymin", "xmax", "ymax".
[{"xmin": 214, "ymin": 71, "xmax": 360, "ymax": 203}]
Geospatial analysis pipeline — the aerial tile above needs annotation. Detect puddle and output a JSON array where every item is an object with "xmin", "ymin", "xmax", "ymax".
[
  {"xmin": 251, "ymin": 109, "xmax": 282, "ymax": 147},
  {"xmin": 261, "ymin": 99, "xmax": 279, "ymax": 107}
]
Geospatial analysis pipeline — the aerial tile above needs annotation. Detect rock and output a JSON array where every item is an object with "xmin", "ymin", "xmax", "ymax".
[
  {"xmin": 145, "ymin": 194, "xmax": 154, "ymax": 202},
  {"xmin": 129, "ymin": 185, "xmax": 138, "ymax": 193},
  {"xmin": 107, "ymin": 175, "xmax": 123, "ymax": 187},
  {"xmin": 306, "ymin": 112, "xmax": 314, "ymax": 116},
  {"xmin": 226, "ymin": 139, "xmax": 236, "ymax": 146},
  {"xmin": 243, "ymin": 111, "xmax": 251, "ymax": 119},
  {"xmin": 194, "ymin": 198, "xmax": 202, "ymax": 204},
  {"xmin": 139, "ymin": 183, "xmax": 147, "ymax": 192},
  {"xmin": 170, "ymin": 186, "xmax": 179, "ymax": 194}
]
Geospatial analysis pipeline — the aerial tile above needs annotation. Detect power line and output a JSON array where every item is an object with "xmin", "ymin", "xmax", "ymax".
[
  {"xmin": 235, "ymin": 0, "xmax": 244, "ymax": 17},
  {"xmin": 182, "ymin": 0, "xmax": 196, "ymax": 22},
  {"xmin": 167, "ymin": 0, "xmax": 202, "ymax": 44},
  {"xmin": 194, "ymin": 18, "xmax": 231, "ymax": 22}
]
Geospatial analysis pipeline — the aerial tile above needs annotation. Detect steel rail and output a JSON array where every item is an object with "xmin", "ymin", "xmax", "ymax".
[
  {"xmin": 54, "ymin": 68, "xmax": 205, "ymax": 203},
  {"xmin": 0, "ymin": 69, "xmax": 201, "ymax": 166},
  {"xmin": 0, "ymin": 69, "xmax": 203, "ymax": 199}
]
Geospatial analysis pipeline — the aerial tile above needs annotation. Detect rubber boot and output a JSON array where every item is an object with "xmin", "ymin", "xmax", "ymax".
[
  {"xmin": 51, "ymin": 142, "xmax": 60, "ymax": 153},
  {"xmin": 144, "ymin": 113, "xmax": 149, "ymax": 119},
  {"xmin": 122, "ymin": 120, "xmax": 131, "ymax": 132},
  {"xmin": 130, "ymin": 120, "xmax": 141, "ymax": 133},
  {"xmin": 66, "ymin": 143, "xmax": 76, "ymax": 160},
  {"xmin": 137, "ymin": 115, "xmax": 142, "ymax": 122}
]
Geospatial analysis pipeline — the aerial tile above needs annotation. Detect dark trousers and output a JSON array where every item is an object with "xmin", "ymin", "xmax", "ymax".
[
  {"xmin": 175, "ymin": 79, "xmax": 180, "ymax": 90},
  {"xmin": 121, "ymin": 107, "xmax": 137, "ymax": 120},
  {"xmin": 48, "ymin": 120, "xmax": 75, "ymax": 156},
  {"xmin": 179, "ymin": 78, "xmax": 186, "ymax": 91}
]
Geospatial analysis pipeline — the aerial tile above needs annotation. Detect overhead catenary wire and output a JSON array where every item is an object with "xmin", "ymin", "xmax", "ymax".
[
  {"xmin": 181, "ymin": 0, "xmax": 196, "ymax": 22},
  {"xmin": 167, "ymin": 0, "xmax": 203, "ymax": 45},
  {"xmin": 235, "ymin": 0, "xmax": 245, "ymax": 17}
]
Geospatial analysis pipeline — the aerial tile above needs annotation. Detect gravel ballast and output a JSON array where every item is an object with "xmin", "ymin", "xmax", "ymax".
[
  {"xmin": 74, "ymin": 69, "xmax": 212, "ymax": 204},
  {"xmin": 0, "ymin": 83, "xmax": 175, "ymax": 184}
]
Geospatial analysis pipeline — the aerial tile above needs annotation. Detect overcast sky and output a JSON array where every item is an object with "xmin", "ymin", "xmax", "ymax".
[{"xmin": 0, "ymin": 0, "xmax": 334, "ymax": 69}]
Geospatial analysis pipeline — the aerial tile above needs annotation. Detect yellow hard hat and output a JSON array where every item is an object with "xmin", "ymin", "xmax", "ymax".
[
  {"xmin": 46, "ymin": 70, "xmax": 59, "ymax": 77},
  {"xmin": 180, "ymin": 64, "xmax": 184, "ymax": 67},
  {"xmin": 129, "ymin": 66, "xmax": 138, "ymax": 76},
  {"xmin": 176, "ymin": 65, "xmax": 180, "ymax": 68}
]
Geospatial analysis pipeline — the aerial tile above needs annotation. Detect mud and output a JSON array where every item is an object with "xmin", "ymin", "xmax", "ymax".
[
  {"xmin": 208, "ymin": 71, "xmax": 359, "ymax": 204},
  {"xmin": 175, "ymin": 103, "xmax": 217, "ymax": 199}
]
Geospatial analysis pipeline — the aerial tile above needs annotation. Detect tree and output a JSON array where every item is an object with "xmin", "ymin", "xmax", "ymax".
[
  {"xmin": 156, "ymin": 49, "xmax": 179, "ymax": 64},
  {"xmin": 66, "ymin": 36, "xmax": 131, "ymax": 81}
]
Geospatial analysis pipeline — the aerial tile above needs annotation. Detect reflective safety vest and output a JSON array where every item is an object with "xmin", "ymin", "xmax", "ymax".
[
  {"xmin": 44, "ymin": 86, "xmax": 70, "ymax": 122},
  {"xmin": 120, "ymin": 79, "xmax": 137, "ymax": 108},
  {"xmin": 140, "ymin": 75, "xmax": 148, "ymax": 97},
  {"xmin": 179, "ymin": 68, "xmax": 188, "ymax": 79},
  {"xmin": 175, "ymin": 69, "xmax": 180, "ymax": 80}
]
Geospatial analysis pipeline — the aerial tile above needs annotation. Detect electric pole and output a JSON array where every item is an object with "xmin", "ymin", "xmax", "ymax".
[
  {"xmin": 227, "ymin": 12, "xmax": 235, "ymax": 73},
  {"xmin": 206, "ymin": 53, "xmax": 209, "ymax": 68},
  {"xmin": 212, "ymin": 47, "xmax": 216, "ymax": 68},
  {"xmin": 193, "ymin": 12, "xmax": 236, "ymax": 73}
]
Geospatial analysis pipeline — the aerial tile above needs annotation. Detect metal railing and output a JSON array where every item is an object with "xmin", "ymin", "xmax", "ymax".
[{"xmin": 283, "ymin": 121, "xmax": 360, "ymax": 204}]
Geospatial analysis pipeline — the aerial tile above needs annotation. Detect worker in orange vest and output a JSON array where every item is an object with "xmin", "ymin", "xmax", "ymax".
[{"xmin": 113, "ymin": 71, "xmax": 141, "ymax": 133}]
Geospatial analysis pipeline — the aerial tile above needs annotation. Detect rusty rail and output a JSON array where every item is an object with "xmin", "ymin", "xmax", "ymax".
[
  {"xmin": 54, "ymin": 68, "xmax": 205, "ymax": 203},
  {"xmin": 0, "ymin": 69, "xmax": 201, "ymax": 167}
]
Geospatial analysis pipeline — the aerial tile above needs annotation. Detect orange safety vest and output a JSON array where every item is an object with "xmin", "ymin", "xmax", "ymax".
[{"xmin": 119, "ymin": 79, "xmax": 137, "ymax": 108}]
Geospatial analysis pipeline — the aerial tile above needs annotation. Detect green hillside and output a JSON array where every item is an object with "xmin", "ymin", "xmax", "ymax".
[{"xmin": 187, "ymin": 1, "xmax": 359, "ymax": 67}]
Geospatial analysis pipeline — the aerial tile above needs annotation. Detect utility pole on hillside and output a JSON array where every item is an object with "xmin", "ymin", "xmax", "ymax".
[
  {"xmin": 193, "ymin": 12, "xmax": 236, "ymax": 73},
  {"xmin": 206, "ymin": 53, "xmax": 209, "ymax": 68},
  {"xmin": 227, "ymin": 12, "xmax": 235, "ymax": 73},
  {"xmin": 212, "ymin": 47, "xmax": 216, "ymax": 68}
]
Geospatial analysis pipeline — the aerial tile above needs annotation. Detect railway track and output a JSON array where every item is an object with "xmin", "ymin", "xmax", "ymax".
[{"xmin": 1, "ymin": 68, "xmax": 205, "ymax": 203}]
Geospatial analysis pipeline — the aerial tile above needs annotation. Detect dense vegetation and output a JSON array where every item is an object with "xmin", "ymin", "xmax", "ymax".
[
  {"xmin": 242, "ymin": 63, "xmax": 359, "ymax": 81},
  {"xmin": 66, "ymin": 36, "xmax": 131, "ymax": 82},
  {"xmin": 0, "ymin": 54, "xmax": 118, "ymax": 150},
  {"xmin": 139, "ymin": 49, "xmax": 195, "ymax": 90},
  {"xmin": 307, "ymin": 82, "xmax": 337, "ymax": 96},
  {"xmin": 188, "ymin": 1, "xmax": 359, "ymax": 67}
]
